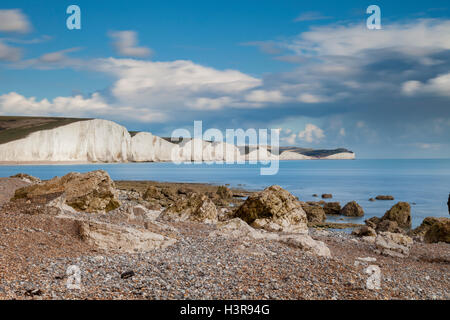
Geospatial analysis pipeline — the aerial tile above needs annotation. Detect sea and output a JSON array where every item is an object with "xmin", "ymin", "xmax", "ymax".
[{"xmin": 1, "ymin": 159, "xmax": 449, "ymax": 229}]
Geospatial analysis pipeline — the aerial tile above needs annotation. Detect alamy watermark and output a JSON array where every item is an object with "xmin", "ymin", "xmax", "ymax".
[{"xmin": 170, "ymin": 121, "xmax": 280, "ymax": 176}]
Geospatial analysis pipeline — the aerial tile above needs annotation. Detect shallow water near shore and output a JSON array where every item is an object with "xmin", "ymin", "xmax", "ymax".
[{"xmin": 1, "ymin": 159, "xmax": 449, "ymax": 228}]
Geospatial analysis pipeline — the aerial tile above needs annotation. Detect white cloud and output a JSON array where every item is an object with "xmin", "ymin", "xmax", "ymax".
[
  {"xmin": 245, "ymin": 90, "xmax": 287, "ymax": 103},
  {"xmin": 402, "ymin": 73, "xmax": 450, "ymax": 97},
  {"xmin": 0, "ymin": 9, "xmax": 31, "ymax": 33},
  {"xmin": 109, "ymin": 31, "xmax": 152, "ymax": 58},
  {"xmin": 95, "ymin": 57, "xmax": 262, "ymax": 113},
  {"xmin": 297, "ymin": 93, "xmax": 328, "ymax": 103},
  {"xmin": 287, "ymin": 20, "xmax": 450, "ymax": 57},
  {"xmin": 0, "ymin": 92, "xmax": 166, "ymax": 122},
  {"xmin": 297, "ymin": 124, "xmax": 325, "ymax": 143},
  {"xmin": 0, "ymin": 40, "xmax": 21, "ymax": 61},
  {"xmin": 13, "ymin": 48, "xmax": 85, "ymax": 69}
]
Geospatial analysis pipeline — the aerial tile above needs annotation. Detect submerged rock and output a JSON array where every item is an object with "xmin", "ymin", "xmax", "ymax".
[
  {"xmin": 375, "ymin": 195, "xmax": 394, "ymax": 200},
  {"xmin": 321, "ymin": 194, "xmax": 333, "ymax": 199},
  {"xmin": 234, "ymin": 185, "xmax": 308, "ymax": 233},
  {"xmin": 13, "ymin": 170, "xmax": 120, "ymax": 213},
  {"xmin": 341, "ymin": 201, "xmax": 364, "ymax": 217}
]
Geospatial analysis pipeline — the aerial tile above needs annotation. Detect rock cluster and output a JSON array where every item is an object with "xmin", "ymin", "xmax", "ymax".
[
  {"xmin": 159, "ymin": 193, "xmax": 218, "ymax": 224},
  {"xmin": 13, "ymin": 170, "xmax": 121, "ymax": 213},
  {"xmin": 234, "ymin": 185, "xmax": 308, "ymax": 233}
]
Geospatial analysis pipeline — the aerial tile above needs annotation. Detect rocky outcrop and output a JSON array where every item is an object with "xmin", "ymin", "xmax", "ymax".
[
  {"xmin": 9, "ymin": 173, "xmax": 41, "ymax": 184},
  {"xmin": 411, "ymin": 217, "xmax": 446, "ymax": 238},
  {"xmin": 302, "ymin": 204, "xmax": 326, "ymax": 224},
  {"xmin": 381, "ymin": 202, "xmax": 411, "ymax": 229},
  {"xmin": 234, "ymin": 185, "xmax": 308, "ymax": 233},
  {"xmin": 375, "ymin": 232, "xmax": 413, "ymax": 258},
  {"xmin": 209, "ymin": 218, "xmax": 330, "ymax": 257},
  {"xmin": 340, "ymin": 201, "xmax": 364, "ymax": 217},
  {"xmin": 216, "ymin": 186, "xmax": 233, "ymax": 200},
  {"xmin": 159, "ymin": 193, "xmax": 218, "ymax": 223},
  {"xmin": 423, "ymin": 218, "xmax": 450, "ymax": 243},
  {"xmin": 76, "ymin": 219, "xmax": 176, "ymax": 253},
  {"xmin": 13, "ymin": 170, "xmax": 120, "ymax": 213},
  {"xmin": 323, "ymin": 202, "xmax": 341, "ymax": 215}
]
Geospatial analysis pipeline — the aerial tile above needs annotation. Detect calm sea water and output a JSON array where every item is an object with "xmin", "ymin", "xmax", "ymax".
[{"xmin": 1, "ymin": 159, "xmax": 449, "ymax": 228}]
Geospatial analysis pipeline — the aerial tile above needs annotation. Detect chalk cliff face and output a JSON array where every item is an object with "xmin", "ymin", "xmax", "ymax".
[
  {"xmin": 0, "ymin": 118, "xmax": 355, "ymax": 162},
  {"xmin": 322, "ymin": 152, "xmax": 356, "ymax": 160},
  {"xmin": 0, "ymin": 119, "xmax": 131, "ymax": 162}
]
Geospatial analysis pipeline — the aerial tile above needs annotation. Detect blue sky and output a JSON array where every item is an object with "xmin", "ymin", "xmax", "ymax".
[{"xmin": 0, "ymin": 0, "xmax": 449, "ymax": 158}]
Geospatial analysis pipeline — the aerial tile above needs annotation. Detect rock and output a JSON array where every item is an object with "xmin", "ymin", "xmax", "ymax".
[
  {"xmin": 177, "ymin": 187, "xmax": 195, "ymax": 196},
  {"xmin": 76, "ymin": 219, "xmax": 176, "ymax": 253},
  {"xmin": 448, "ymin": 194, "xmax": 450, "ymax": 214},
  {"xmin": 381, "ymin": 202, "xmax": 411, "ymax": 229},
  {"xmin": 234, "ymin": 185, "xmax": 308, "ymax": 233},
  {"xmin": 120, "ymin": 271, "xmax": 135, "ymax": 279},
  {"xmin": 374, "ymin": 232, "xmax": 413, "ymax": 258},
  {"xmin": 369, "ymin": 198, "xmax": 375, "ymax": 202},
  {"xmin": 13, "ymin": 170, "xmax": 120, "ymax": 213},
  {"xmin": 323, "ymin": 202, "xmax": 341, "ymax": 215},
  {"xmin": 340, "ymin": 201, "xmax": 364, "ymax": 217},
  {"xmin": 10, "ymin": 173, "xmax": 41, "ymax": 184},
  {"xmin": 424, "ymin": 219, "xmax": 450, "ymax": 243},
  {"xmin": 159, "ymin": 193, "xmax": 218, "ymax": 223},
  {"xmin": 278, "ymin": 234, "xmax": 331, "ymax": 258},
  {"xmin": 302, "ymin": 204, "xmax": 326, "ymax": 224},
  {"xmin": 375, "ymin": 195, "xmax": 394, "ymax": 200},
  {"xmin": 376, "ymin": 220, "xmax": 404, "ymax": 234},
  {"xmin": 128, "ymin": 204, "xmax": 160, "ymax": 221},
  {"xmin": 321, "ymin": 194, "xmax": 333, "ymax": 199},
  {"xmin": 411, "ymin": 217, "xmax": 447, "ymax": 238},
  {"xmin": 312, "ymin": 194, "xmax": 318, "ymax": 197},
  {"xmin": 143, "ymin": 186, "xmax": 164, "ymax": 201},
  {"xmin": 209, "ymin": 218, "xmax": 278, "ymax": 240},
  {"xmin": 352, "ymin": 226, "xmax": 376, "ymax": 237},
  {"xmin": 365, "ymin": 217, "xmax": 381, "ymax": 229},
  {"xmin": 216, "ymin": 186, "xmax": 233, "ymax": 200}
]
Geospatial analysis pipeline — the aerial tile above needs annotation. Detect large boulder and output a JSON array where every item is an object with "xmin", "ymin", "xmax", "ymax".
[
  {"xmin": 323, "ymin": 202, "xmax": 341, "ymax": 215},
  {"xmin": 341, "ymin": 201, "xmax": 364, "ymax": 217},
  {"xmin": 13, "ymin": 170, "xmax": 120, "ymax": 213},
  {"xmin": 159, "ymin": 193, "xmax": 218, "ymax": 223},
  {"xmin": 10, "ymin": 173, "xmax": 41, "ymax": 184},
  {"xmin": 375, "ymin": 232, "xmax": 413, "ymax": 258},
  {"xmin": 234, "ymin": 185, "xmax": 308, "ymax": 233},
  {"xmin": 302, "ymin": 204, "xmax": 326, "ymax": 224},
  {"xmin": 76, "ymin": 219, "xmax": 176, "ymax": 253},
  {"xmin": 381, "ymin": 202, "xmax": 411, "ymax": 229},
  {"xmin": 411, "ymin": 217, "xmax": 443, "ymax": 238},
  {"xmin": 424, "ymin": 218, "xmax": 450, "ymax": 243}
]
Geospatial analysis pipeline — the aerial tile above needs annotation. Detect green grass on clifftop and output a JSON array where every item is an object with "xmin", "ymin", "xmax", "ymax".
[{"xmin": 0, "ymin": 116, "xmax": 92, "ymax": 145}]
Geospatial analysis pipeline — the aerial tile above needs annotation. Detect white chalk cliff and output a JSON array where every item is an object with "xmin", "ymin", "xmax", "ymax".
[{"xmin": 0, "ymin": 119, "xmax": 355, "ymax": 162}]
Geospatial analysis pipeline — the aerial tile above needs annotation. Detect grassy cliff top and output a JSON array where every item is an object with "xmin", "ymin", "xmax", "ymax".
[{"xmin": 0, "ymin": 116, "xmax": 91, "ymax": 145}]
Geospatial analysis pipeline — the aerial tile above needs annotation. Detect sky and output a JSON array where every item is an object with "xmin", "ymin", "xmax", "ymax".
[{"xmin": 0, "ymin": 0, "xmax": 449, "ymax": 158}]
